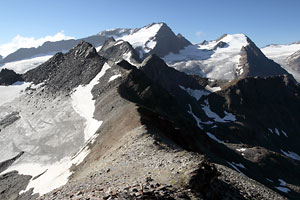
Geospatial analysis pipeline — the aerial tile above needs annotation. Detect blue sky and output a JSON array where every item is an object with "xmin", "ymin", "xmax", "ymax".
[{"xmin": 1, "ymin": 0, "xmax": 300, "ymax": 49}]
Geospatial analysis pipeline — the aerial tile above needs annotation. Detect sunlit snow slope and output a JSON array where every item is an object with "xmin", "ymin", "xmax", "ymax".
[{"xmin": 163, "ymin": 34, "xmax": 249, "ymax": 80}]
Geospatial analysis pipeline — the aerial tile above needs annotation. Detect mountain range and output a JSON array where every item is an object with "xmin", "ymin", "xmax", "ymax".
[{"xmin": 0, "ymin": 22, "xmax": 300, "ymax": 200}]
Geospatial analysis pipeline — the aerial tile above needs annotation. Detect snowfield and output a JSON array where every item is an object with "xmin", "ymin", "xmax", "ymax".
[
  {"xmin": 163, "ymin": 34, "xmax": 249, "ymax": 80},
  {"xmin": 262, "ymin": 43, "xmax": 300, "ymax": 64},
  {"xmin": 0, "ymin": 63, "xmax": 111, "ymax": 195},
  {"xmin": 0, "ymin": 82, "xmax": 31, "ymax": 106},
  {"xmin": 0, "ymin": 55, "xmax": 53, "ymax": 74}
]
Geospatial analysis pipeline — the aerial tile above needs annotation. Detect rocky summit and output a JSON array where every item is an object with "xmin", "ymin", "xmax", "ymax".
[{"xmin": 0, "ymin": 22, "xmax": 300, "ymax": 200}]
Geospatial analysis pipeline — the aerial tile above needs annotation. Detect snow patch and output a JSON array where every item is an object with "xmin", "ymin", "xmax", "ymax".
[
  {"xmin": 179, "ymin": 85, "xmax": 210, "ymax": 101},
  {"xmin": 275, "ymin": 186, "xmax": 290, "ymax": 193},
  {"xmin": 281, "ymin": 150, "xmax": 300, "ymax": 161},
  {"xmin": 274, "ymin": 179, "xmax": 290, "ymax": 193},
  {"xmin": 72, "ymin": 62, "xmax": 110, "ymax": 140},
  {"xmin": 95, "ymin": 45, "xmax": 102, "ymax": 52},
  {"xmin": 278, "ymin": 179, "xmax": 287, "ymax": 186},
  {"xmin": 274, "ymin": 128, "xmax": 280, "ymax": 136},
  {"xmin": 202, "ymin": 99, "xmax": 236, "ymax": 122},
  {"xmin": 206, "ymin": 132, "xmax": 224, "ymax": 143},
  {"xmin": 236, "ymin": 148, "xmax": 247, "ymax": 152},
  {"xmin": 187, "ymin": 104, "xmax": 203, "ymax": 129},
  {"xmin": 205, "ymin": 85, "xmax": 221, "ymax": 92},
  {"xmin": 281, "ymin": 130, "xmax": 288, "ymax": 137},
  {"xmin": 0, "ymin": 82, "xmax": 30, "ymax": 106},
  {"xmin": 226, "ymin": 161, "xmax": 245, "ymax": 176},
  {"xmin": 108, "ymin": 74, "xmax": 122, "ymax": 82}
]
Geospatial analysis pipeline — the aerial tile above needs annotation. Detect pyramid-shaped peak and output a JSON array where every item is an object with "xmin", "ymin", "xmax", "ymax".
[{"xmin": 71, "ymin": 40, "xmax": 98, "ymax": 59}]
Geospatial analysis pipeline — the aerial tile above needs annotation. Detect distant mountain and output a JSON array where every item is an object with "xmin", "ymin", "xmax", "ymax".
[
  {"xmin": 0, "ymin": 23, "xmax": 190, "ymax": 65},
  {"xmin": 262, "ymin": 42, "xmax": 300, "ymax": 81},
  {"xmin": 163, "ymin": 34, "xmax": 291, "ymax": 80},
  {"xmin": 286, "ymin": 50, "xmax": 300, "ymax": 73},
  {"xmin": 238, "ymin": 37, "xmax": 290, "ymax": 78}
]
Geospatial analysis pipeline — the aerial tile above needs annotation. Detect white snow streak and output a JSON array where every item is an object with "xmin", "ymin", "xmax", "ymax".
[
  {"xmin": 187, "ymin": 104, "xmax": 203, "ymax": 129},
  {"xmin": 206, "ymin": 132, "xmax": 224, "ymax": 143},
  {"xmin": 109, "ymin": 74, "xmax": 122, "ymax": 82},
  {"xmin": 281, "ymin": 150, "xmax": 300, "ymax": 161},
  {"xmin": 274, "ymin": 128, "xmax": 280, "ymax": 136},
  {"xmin": 179, "ymin": 85, "xmax": 210, "ymax": 101},
  {"xmin": 202, "ymin": 99, "xmax": 236, "ymax": 122},
  {"xmin": 226, "ymin": 161, "xmax": 245, "ymax": 176},
  {"xmin": 274, "ymin": 179, "xmax": 290, "ymax": 193},
  {"xmin": 205, "ymin": 85, "xmax": 221, "ymax": 92},
  {"xmin": 72, "ymin": 62, "xmax": 110, "ymax": 140},
  {"xmin": 275, "ymin": 186, "xmax": 290, "ymax": 193},
  {"xmin": 236, "ymin": 148, "xmax": 247, "ymax": 152}
]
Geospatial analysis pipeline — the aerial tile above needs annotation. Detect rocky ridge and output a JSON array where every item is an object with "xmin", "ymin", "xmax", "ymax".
[{"xmin": 0, "ymin": 39, "xmax": 299, "ymax": 200}]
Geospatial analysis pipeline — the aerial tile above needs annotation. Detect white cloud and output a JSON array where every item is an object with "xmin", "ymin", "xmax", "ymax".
[{"xmin": 0, "ymin": 31, "xmax": 75, "ymax": 58}]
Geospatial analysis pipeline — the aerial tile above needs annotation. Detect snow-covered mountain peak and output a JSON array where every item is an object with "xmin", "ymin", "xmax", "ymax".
[
  {"xmin": 117, "ymin": 23, "xmax": 163, "ymax": 58},
  {"xmin": 199, "ymin": 33, "xmax": 249, "ymax": 51}
]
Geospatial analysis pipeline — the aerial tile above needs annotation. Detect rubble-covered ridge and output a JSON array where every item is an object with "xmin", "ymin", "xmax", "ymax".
[
  {"xmin": 0, "ymin": 68, "xmax": 24, "ymax": 85},
  {"xmin": 22, "ymin": 41, "xmax": 106, "ymax": 93}
]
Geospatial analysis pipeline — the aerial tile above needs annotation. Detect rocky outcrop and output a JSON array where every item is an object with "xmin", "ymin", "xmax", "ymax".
[
  {"xmin": 213, "ymin": 41, "xmax": 228, "ymax": 50},
  {"xmin": 23, "ymin": 41, "xmax": 106, "ymax": 93},
  {"xmin": 239, "ymin": 38, "xmax": 291, "ymax": 78},
  {"xmin": 0, "ymin": 68, "xmax": 24, "ymax": 85},
  {"xmin": 0, "ymin": 152, "xmax": 24, "ymax": 174},
  {"xmin": 0, "ymin": 111, "xmax": 20, "ymax": 129},
  {"xmin": 98, "ymin": 38, "xmax": 141, "ymax": 64},
  {"xmin": 0, "ymin": 171, "xmax": 35, "ymax": 200}
]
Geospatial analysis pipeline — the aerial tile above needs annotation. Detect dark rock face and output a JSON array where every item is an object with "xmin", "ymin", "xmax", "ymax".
[
  {"xmin": 0, "ymin": 111, "xmax": 20, "ymax": 129},
  {"xmin": 23, "ymin": 41, "xmax": 106, "ymax": 92},
  {"xmin": 239, "ymin": 38, "xmax": 291, "ymax": 78},
  {"xmin": 150, "ymin": 23, "xmax": 191, "ymax": 58},
  {"xmin": 117, "ymin": 58, "xmax": 300, "ymax": 199},
  {"xmin": 98, "ymin": 37, "xmax": 141, "ymax": 63},
  {"xmin": 0, "ymin": 68, "xmax": 24, "ymax": 85},
  {"xmin": 0, "ymin": 152, "xmax": 24, "ymax": 174}
]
